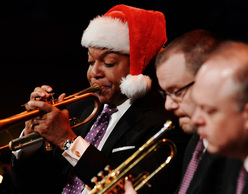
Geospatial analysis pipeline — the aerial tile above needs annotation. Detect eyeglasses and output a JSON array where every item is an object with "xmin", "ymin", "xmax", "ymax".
[{"xmin": 159, "ymin": 81, "xmax": 195, "ymax": 102}]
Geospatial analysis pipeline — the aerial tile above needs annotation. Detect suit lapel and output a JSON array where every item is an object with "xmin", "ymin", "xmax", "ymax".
[
  {"xmin": 101, "ymin": 104, "xmax": 144, "ymax": 155},
  {"xmin": 186, "ymin": 149, "xmax": 213, "ymax": 193},
  {"xmin": 242, "ymin": 181, "xmax": 248, "ymax": 194}
]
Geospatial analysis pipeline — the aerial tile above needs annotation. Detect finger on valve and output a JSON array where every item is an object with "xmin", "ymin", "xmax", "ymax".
[
  {"xmin": 24, "ymin": 120, "xmax": 35, "ymax": 136},
  {"xmin": 23, "ymin": 86, "xmax": 55, "ymax": 109},
  {"xmin": 124, "ymin": 180, "xmax": 137, "ymax": 194}
]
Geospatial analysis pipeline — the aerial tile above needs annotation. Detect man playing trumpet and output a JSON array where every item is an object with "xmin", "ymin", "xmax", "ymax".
[{"xmin": 11, "ymin": 4, "xmax": 186, "ymax": 194}]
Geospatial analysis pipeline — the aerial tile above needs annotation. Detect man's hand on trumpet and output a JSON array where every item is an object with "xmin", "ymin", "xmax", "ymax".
[
  {"xmin": 24, "ymin": 85, "xmax": 77, "ymax": 149},
  {"xmin": 124, "ymin": 180, "xmax": 137, "ymax": 194}
]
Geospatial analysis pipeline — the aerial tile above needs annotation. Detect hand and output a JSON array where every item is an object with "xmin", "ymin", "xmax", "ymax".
[
  {"xmin": 24, "ymin": 85, "xmax": 76, "ymax": 148},
  {"xmin": 27, "ymin": 100, "xmax": 76, "ymax": 148},
  {"xmin": 24, "ymin": 85, "xmax": 53, "ymax": 136},
  {"xmin": 124, "ymin": 180, "xmax": 137, "ymax": 194},
  {"xmin": 24, "ymin": 85, "xmax": 57, "ymax": 136}
]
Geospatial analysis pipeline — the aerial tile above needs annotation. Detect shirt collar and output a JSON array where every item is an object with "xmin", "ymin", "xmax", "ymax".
[
  {"xmin": 103, "ymin": 99, "xmax": 132, "ymax": 117},
  {"xmin": 244, "ymin": 156, "xmax": 248, "ymax": 172}
]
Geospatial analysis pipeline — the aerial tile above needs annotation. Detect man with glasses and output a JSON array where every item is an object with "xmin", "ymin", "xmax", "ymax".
[
  {"xmin": 155, "ymin": 29, "xmax": 227, "ymax": 194},
  {"xmin": 159, "ymin": 81, "xmax": 195, "ymax": 134}
]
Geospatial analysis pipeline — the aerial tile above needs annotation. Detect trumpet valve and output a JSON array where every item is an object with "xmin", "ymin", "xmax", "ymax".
[
  {"xmin": 97, "ymin": 171, "xmax": 105, "ymax": 180},
  {"xmin": 91, "ymin": 176, "xmax": 98, "ymax": 185},
  {"xmin": 104, "ymin": 165, "xmax": 112, "ymax": 173},
  {"xmin": 90, "ymin": 176, "xmax": 104, "ymax": 193}
]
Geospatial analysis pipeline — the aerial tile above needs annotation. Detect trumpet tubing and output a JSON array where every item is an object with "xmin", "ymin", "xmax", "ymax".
[
  {"xmin": 0, "ymin": 84, "xmax": 101, "ymax": 151},
  {"xmin": 88, "ymin": 120, "xmax": 176, "ymax": 194}
]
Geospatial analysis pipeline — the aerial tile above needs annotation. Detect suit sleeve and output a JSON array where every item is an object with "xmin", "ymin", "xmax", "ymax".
[{"xmin": 72, "ymin": 144, "xmax": 116, "ymax": 187}]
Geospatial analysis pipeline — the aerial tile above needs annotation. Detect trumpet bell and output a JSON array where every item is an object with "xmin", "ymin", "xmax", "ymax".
[{"xmin": 88, "ymin": 120, "xmax": 176, "ymax": 194}]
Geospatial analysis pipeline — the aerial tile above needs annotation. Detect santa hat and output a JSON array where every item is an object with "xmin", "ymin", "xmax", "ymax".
[{"xmin": 81, "ymin": 4, "xmax": 167, "ymax": 101}]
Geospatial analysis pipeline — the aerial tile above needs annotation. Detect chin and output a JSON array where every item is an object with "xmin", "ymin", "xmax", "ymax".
[
  {"xmin": 97, "ymin": 95, "xmax": 110, "ymax": 104},
  {"xmin": 180, "ymin": 122, "xmax": 196, "ymax": 134},
  {"xmin": 97, "ymin": 91, "xmax": 112, "ymax": 103},
  {"xmin": 206, "ymin": 144, "xmax": 221, "ymax": 155}
]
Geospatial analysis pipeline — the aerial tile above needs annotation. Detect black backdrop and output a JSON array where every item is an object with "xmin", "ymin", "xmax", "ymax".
[{"xmin": 1, "ymin": 0, "xmax": 248, "ymax": 192}]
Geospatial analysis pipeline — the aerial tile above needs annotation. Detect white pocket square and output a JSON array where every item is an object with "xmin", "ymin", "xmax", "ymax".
[{"xmin": 112, "ymin": 146, "xmax": 136, "ymax": 153}]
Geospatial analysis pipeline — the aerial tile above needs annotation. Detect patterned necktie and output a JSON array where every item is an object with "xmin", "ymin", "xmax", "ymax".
[
  {"xmin": 178, "ymin": 139, "xmax": 204, "ymax": 194},
  {"xmin": 62, "ymin": 105, "xmax": 118, "ymax": 194},
  {"xmin": 84, "ymin": 104, "xmax": 118, "ymax": 147},
  {"xmin": 236, "ymin": 166, "xmax": 248, "ymax": 194}
]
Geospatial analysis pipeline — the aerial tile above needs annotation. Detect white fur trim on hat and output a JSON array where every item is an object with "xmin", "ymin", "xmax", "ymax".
[
  {"xmin": 120, "ymin": 74, "xmax": 152, "ymax": 101},
  {"xmin": 81, "ymin": 16, "xmax": 130, "ymax": 54}
]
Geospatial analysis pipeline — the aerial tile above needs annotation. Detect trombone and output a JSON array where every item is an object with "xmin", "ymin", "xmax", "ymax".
[
  {"xmin": 0, "ymin": 83, "xmax": 101, "ymax": 151},
  {"xmin": 88, "ymin": 120, "xmax": 176, "ymax": 194}
]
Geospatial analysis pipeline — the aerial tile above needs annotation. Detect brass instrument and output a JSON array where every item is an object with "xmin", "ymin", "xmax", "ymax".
[
  {"xmin": 0, "ymin": 83, "xmax": 101, "ymax": 151},
  {"xmin": 88, "ymin": 120, "xmax": 176, "ymax": 194}
]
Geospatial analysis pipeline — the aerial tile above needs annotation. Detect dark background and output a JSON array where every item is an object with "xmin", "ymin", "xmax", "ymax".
[{"xmin": 0, "ymin": 0, "xmax": 248, "ymax": 192}]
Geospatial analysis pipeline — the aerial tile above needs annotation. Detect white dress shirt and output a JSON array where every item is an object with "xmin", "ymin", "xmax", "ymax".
[
  {"xmin": 12, "ymin": 99, "xmax": 132, "ymax": 194},
  {"xmin": 62, "ymin": 99, "xmax": 132, "ymax": 166},
  {"xmin": 244, "ymin": 156, "xmax": 248, "ymax": 173}
]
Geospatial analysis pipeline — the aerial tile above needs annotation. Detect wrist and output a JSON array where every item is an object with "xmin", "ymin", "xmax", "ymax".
[{"xmin": 61, "ymin": 136, "xmax": 77, "ymax": 150}]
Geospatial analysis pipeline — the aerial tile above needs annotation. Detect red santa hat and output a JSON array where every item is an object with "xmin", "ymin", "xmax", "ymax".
[{"xmin": 81, "ymin": 4, "xmax": 167, "ymax": 100}]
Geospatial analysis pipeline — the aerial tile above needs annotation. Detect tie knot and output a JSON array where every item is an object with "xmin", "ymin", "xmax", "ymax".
[
  {"xmin": 102, "ymin": 104, "xmax": 118, "ymax": 116},
  {"xmin": 196, "ymin": 139, "xmax": 204, "ymax": 151},
  {"xmin": 194, "ymin": 139, "xmax": 204, "ymax": 159}
]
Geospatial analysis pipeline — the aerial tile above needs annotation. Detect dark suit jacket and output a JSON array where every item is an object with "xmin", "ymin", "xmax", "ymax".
[
  {"xmin": 175, "ymin": 133, "xmax": 233, "ymax": 194},
  {"xmin": 221, "ymin": 158, "xmax": 245, "ymax": 194},
  {"xmin": 11, "ymin": 88, "xmax": 190, "ymax": 194}
]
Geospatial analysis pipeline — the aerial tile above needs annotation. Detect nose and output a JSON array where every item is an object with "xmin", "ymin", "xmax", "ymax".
[
  {"xmin": 88, "ymin": 62, "xmax": 104, "ymax": 79},
  {"xmin": 191, "ymin": 107, "xmax": 205, "ymax": 126},
  {"xmin": 165, "ymin": 95, "xmax": 179, "ymax": 111}
]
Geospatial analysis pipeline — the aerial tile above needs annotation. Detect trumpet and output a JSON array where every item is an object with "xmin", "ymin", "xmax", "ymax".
[
  {"xmin": 88, "ymin": 120, "xmax": 176, "ymax": 194},
  {"xmin": 0, "ymin": 83, "xmax": 101, "ymax": 151}
]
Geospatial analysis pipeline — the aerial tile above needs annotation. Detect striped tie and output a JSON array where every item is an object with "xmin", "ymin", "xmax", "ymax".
[
  {"xmin": 236, "ymin": 166, "xmax": 248, "ymax": 194},
  {"xmin": 62, "ymin": 105, "xmax": 118, "ymax": 194},
  {"xmin": 178, "ymin": 139, "xmax": 204, "ymax": 194}
]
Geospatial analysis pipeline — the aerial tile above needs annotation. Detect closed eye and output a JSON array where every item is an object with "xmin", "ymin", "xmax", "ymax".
[
  {"xmin": 88, "ymin": 61, "xmax": 95, "ymax": 66},
  {"xmin": 104, "ymin": 63, "xmax": 115, "ymax": 67}
]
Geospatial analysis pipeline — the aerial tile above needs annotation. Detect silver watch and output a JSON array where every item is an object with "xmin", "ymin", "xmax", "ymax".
[{"xmin": 62, "ymin": 139, "xmax": 74, "ymax": 150}]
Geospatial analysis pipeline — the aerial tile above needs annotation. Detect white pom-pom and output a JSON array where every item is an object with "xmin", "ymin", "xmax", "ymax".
[{"xmin": 120, "ymin": 74, "xmax": 152, "ymax": 101}]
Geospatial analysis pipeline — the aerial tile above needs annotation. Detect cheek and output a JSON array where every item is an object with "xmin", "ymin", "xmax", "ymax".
[
  {"xmin": 180, "ymin": 97, "xmax": 195, "ymax": 117},
  {"xmin": 206, "ymin": 124, "xmax": 225, "ymax": 154},
  {"xmin": 86, "ymin": 67, "xmax": 91, "ymax": 80},
  {"xmin": 107, "ymin": 68, "xmax": 128, "ymax": 88},
  {"xmin": 208, "ymin": 117, "xmax": 227, "ymax": 140},
  {"xmin": 207, "ymin": 118, "xmax": 238, "ymax": 152}
]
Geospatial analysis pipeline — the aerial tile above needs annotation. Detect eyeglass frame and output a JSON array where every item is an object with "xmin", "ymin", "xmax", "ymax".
[{"xmin": 159, "ymin": 81, "xmax": 195, "ymax": 101}]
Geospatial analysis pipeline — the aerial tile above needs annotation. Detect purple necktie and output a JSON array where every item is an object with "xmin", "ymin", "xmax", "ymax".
[
  {"xmin": 62, "ymin": 105, "xmax": 118, "ymax": 194},
  {"xmin": 84, "ymin": 104, "xmax": 118, "ymax": 148},
  {"xmin": 236, "ymin": 166, "xmax": 248, "ymax": 194},
  {"xmin": 178, "ymin": 139, "xmax": 204, "ymax": 194}
]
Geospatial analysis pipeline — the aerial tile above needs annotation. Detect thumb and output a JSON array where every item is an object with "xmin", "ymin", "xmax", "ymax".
[
  {"xmin": 61, "ymin": 109, "xmax": 70, "ymax": 119},
  {"xmin": 58, "ymin": 93, "xmax": 66, "ymax": 103}
]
